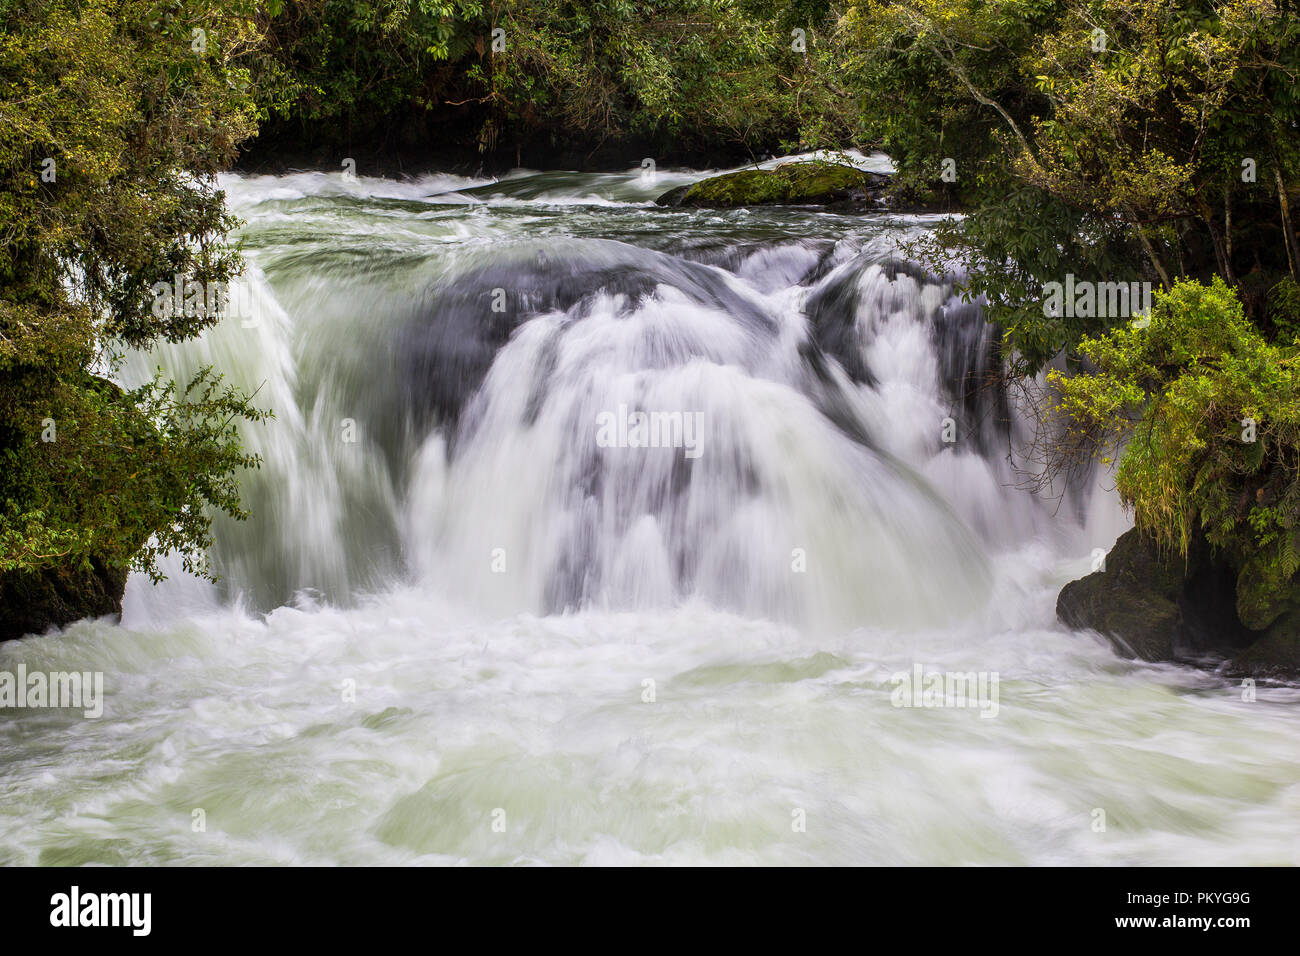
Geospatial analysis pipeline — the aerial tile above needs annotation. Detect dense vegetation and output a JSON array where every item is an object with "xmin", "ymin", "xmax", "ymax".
[
  {"xmin": 1053, "ymin": 278, "xmax": 1300, "ymax": 629},
  {"xmin": 0, "ymin": 0, "xmax": 268, "ymax": 592},
  {"xmin": 838, "ymin": 0, "xmax": 1300, "ymax": 370},
  {"xmin": 246, "ymin": 0, "xmax": 838, "ymax": 166},
  {"xmin": 832, "ymin": 0, "xmax": 1300, "ymax": 617},
  {"xmin": 2, "ymin": 0, "xmax": 1299, "ymax": 636}
]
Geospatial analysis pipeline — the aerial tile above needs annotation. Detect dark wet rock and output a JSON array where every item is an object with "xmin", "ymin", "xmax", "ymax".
[
  {"xmin": 393, "ymin": 242, "xmax": 779, "ymax": 441},
  {"xmin": 1227, "ymin": 611, "xmax": 1300, "ymax": 679},
  {"xmin": 1233, "ymin": 553, "xmax": 1300, "ymax": 631},
  {"xmin": 1057, "ymin": 529, "xmax": 1190, "ymax": 662},
  {"xmin": 1057, "ymin": 528, "xmax": 1299, "ymax": 678},
  {"xmin": 0, "ymin": 557, "xmax": 126, "ymax": 642},
  {"xmin": 802, "ymin": 261, "xmax": 880, "ymax": 388},
  {"xmin": 654, "ymin": 184, "xmax": 692, "ymax": 207}
]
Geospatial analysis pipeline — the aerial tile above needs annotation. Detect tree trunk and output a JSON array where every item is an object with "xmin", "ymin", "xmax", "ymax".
[
  {"xmin": 1274, "ymin": 163, "xmax": 1300, "ymax": 281},
  {"xmin": 1132, "ymin": 219, "xmax": 1171, "ymax": 290},
  {"xmin": 1224, "ymin": 184, "xmax": 1234, "ymax": 283},
  {"xmin": 1204, "ymin": 211, "xmax": 1230, "ymax": 284}
]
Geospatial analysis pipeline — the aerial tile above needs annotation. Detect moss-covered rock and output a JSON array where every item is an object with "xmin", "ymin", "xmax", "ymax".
[
  {"xmin": 1234, "ymin": 553, "xmax": 1300, "ymax": 630},
  {"xmin": 1056, "ymin": 528, "xmax": 1189, "ymax": 661},
  {"xmin": 656, "ymin": 161, "xmax": 890, "ymax": 209},
  {"xmin": 1227, "ymin": 609, "xmax": 1300, "ymax": 679},
  {"xmin": 1058, "ymin": 527, "xmax": 1300, "ymax": 677}
]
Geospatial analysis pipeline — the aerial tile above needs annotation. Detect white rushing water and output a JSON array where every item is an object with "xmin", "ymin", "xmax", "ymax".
[{"xmin": 1, "ymin": 157, "xmax": 1297, "ymax": 865}]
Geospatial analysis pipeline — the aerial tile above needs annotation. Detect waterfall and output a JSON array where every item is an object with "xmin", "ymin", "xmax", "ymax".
[
  {"xmin": 120, "ymin": 163, "xmax": 1103, "ymax": 625},
  {"xmin": 9, "ymin": 162, "xmax": 1287, "ymax": 868}
]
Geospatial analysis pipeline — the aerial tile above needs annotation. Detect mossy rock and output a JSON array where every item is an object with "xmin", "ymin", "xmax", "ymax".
[
  {"xmin": 656, "ymin": 161, "xmax": 890, "ymax": 209},
  {"xmin": 1058, "ymin": 527, "xmax": 1296, "ymax": 675},
  {"xmin": 1234, "ymin": 553, "xmax": 1300, "ymax": 630},
  {"xmin": 1056, "ymin": 528, "xmax": 1188, "ymax": 661},
  {"xmin": 1228, "ymin": 610, "xmax": 1300, "ymax": 679}
]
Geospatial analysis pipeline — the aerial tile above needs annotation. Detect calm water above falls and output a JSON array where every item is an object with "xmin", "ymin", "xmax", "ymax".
[{"xmin": 2, "ymin": 155, "xmax": 1297, "ymax": 865}]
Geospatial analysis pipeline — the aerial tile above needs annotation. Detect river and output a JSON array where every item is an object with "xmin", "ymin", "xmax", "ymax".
[{"xmin": 1, "ymin": 154, "xmax": 1296, "ymax": 865}]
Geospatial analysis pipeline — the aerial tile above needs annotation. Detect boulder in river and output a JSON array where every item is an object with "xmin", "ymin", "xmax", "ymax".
[
  {"xmin": 0, "ymin": 557, "xmax": 127, "ymax": 642},
  {"xmin": 1057, "ymin": 527, "xmax": 1300, "ymax": 678},
  {"xmin": 655, "ymin": 161, "xmax": 891, "ymax": 210}
]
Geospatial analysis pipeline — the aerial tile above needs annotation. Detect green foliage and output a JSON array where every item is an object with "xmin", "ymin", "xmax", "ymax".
[
  {"xmin": 0, "ymin": 0, "xmax": 270, "ymax": 584},
  {"xmin": 480, "ymin": 0, "xmax": 821, "ymax": 156},
  {"xmin": 251, "ymin": 0, "xmax": 485, "ymax": 131},
  {"xmin": 0, "ymin": 363, "xmax": 269, "ymax": 582},
  {"xmin": 1050, "ymin": 278, "xmax": 1300, "ymax": 626},
  {"xmin": 922, "ymin": 185, "xmax": 1146, "ymax": 375},
  {"xmin": 252, "ymin": 0, "xmax": 836, "ymax": 159},
  {"xmin": 842, "ymin": 0, "xmax": 1300, "ymax": 625},
  {"xmin": 1267, "ymin": 277, "xmax": 1300, "ymax": 339},
  {"xmin": 837, "ymin": 0, "xmax": 1300, "ymax": 372}
]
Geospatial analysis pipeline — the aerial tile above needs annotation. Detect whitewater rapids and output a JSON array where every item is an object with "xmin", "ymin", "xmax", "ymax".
[{"xmin": 1, "ymin": 155, "xmax": 1296, "ymax": 865}]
